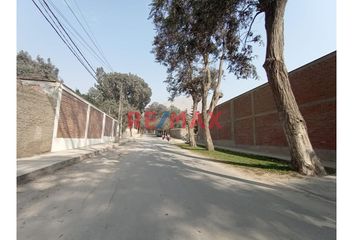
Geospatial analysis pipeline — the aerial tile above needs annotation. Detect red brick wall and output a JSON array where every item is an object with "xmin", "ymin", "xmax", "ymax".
[
  {"xmin": 201, "ymin": 51, "xmax": 336, "ymax": 151},
  {"xmin": 87, "ymin": 107, "xmax": 104, "ymax": 138},
  {"xmin": 291, "ymin": 58, "xmax": 336, "ymax": 105},
  {"xmin": 104, "ymin": 116, "xmax": 113, "ymax": 136},
  {"xmin": 217, "ymin": 121, "xmax": 232, "ymax": 140},
  {"xmin": 254, "ymin": 113, "xmax": 287, "ymax": 146},
  {"xmin": 299, "ymin": 101, "xmax": 336, "ymax": 149},
  {"xmin": 216, "ymin": 102, "xmax": 231, "ymax": 122},
  {"xmin": 253, "ymin": 86, "xmax": 277, "ymax": 114},
  {"xmin": 234, "ymin": 118, "xmax": 253, "ymax": 145},
  {"xmin": 234, "ymin": 93, "xmax": 252, "ymax": 118},
  {"xmin": 213, "ymin": 102, "xmax": 231, "ymax": 140},
  {"xmin": 57, "ymin": 90, "xmax": 88, "ymax": 138}
]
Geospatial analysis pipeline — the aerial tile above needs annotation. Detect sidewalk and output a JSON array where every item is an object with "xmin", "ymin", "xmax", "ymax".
[{"xmin": 17, "ymin": 138, "xmax": 133, "ymax": 185}]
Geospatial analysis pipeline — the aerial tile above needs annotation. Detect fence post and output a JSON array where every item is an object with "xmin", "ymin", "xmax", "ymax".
[
  {"xmin": 251, "ymin": 91, "xmax": 256, "ymax": 145},
  {"xmin": 230, "ymin": 100, "xmax": 235, "ymax": 145},
  {"xmin": 101, "ymin": 114, "xmax": 106, "ymax": 143},
  {"xmin": 50, "ymin": 83, "xmax": 63, "ymax": 152},
  {"xmin": 84, "ymin": 105, "xmax": 91, "ymax": 146}
]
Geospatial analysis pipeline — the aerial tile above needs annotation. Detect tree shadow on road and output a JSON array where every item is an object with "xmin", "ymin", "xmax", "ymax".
[{"xmin": 17, "ymin": 142, "xmax": 336, "ymax": 240}]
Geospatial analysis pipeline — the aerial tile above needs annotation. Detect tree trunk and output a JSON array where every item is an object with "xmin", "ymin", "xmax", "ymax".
[
  {"xmin": 200, "ymin": 56, "xmax": 214, "ymax": 151},
  {"xmin": 189, "ymin": 99, "xmax": 198, "ymax": 147},
  {"xmin": 202, "ymin": 89, "xmax": 214, "ymax": 151},
  {"xmin": 208, "ymin": 52, "xmax": 224, "ymax": 113},
  {"xmin": 261, "ymin": 0, "xmax": 326, "ymax": 175}
]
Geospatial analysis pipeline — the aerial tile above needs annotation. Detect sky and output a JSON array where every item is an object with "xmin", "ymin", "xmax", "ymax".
[{"xmin": 17, "ymin": 0, "xmax": 336, "ymax": 110}]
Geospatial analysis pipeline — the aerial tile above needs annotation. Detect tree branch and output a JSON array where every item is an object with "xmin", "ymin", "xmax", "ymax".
[{"xmin": 242, "ymin": 11, "xmax": 262, "ymax": 50}]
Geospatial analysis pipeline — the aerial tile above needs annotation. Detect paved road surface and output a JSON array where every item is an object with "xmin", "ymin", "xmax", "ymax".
[{"xmin": 18, "ymin": 135, "xmax": 335, "ymax": 240}]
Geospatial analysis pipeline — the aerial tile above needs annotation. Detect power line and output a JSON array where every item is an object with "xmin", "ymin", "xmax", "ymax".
[
  {"xmin": 69, "ymin": 0, "xmax": 114, "ymax": 71},
  {"xmin": 40, "ymin": 0, "xmax": 98, "ymax": 75},
  {"xmin": 31, "ymin": 0, "xmax": 98, "ymax": 81},
  {"xmin": 37, "ymin": 0, "xmax": 71, "ymax": 47},
  {"xmin": 63, "ymin": 0, "xmax": 114, "ymax": 72},
  {"xmin": 33, "ymin": 0, "xmax": 98, "ymax": 80},
  {"xmin": 46, "ymin": 0, "xmax": 112, "ymax": 71},
  {"xmin": 71, "ymin": 0, "xmax": 113, "ymax": 70}
]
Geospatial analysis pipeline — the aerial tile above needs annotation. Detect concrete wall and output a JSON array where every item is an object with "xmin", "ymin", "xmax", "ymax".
[
  {"xmin": 17, "ymin": 78, "xmax": 119, "ymax": 157},
  {"xmin": 198, "ymin": 51, "xmax": 336, "ymax": 162},
  {"xmin": 170, "ymin": 128, "xmax": 187, "ymax": 139}
]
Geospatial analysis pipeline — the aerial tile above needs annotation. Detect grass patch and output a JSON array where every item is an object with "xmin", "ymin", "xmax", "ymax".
[{"xmin": 176, "ymin": 143, "xmax": 294, "ymax": 174}]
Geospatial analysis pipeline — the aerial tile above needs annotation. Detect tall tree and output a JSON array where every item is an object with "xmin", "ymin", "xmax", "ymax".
[
  {"xmin": 165, "ymin": 64, "xmax": 205, "ymax": 147},
  {"xmin": 258, "ymin": 0, "xmax": 326, "ymax": 175},
  {"xmin": 78, "ymin": 69, "xmax": 152, "ymax": 134},
  {"xmin": 151, "ymin": 0, "xmax": 326, "ymax": 175},
  {"xmin": 150, "ymin": 0, "xmax": 258, "ymax": 151},
  {"xmin": 145, "ymin": 102, "xmax": 169, "ymax": 130},
  {"xmin": 145, "ymin": 102, "xmax": 169, "ymax": 117},
  {"xmin": 95, "ymin": 71, "xmax": 152, "ymax": 114}
]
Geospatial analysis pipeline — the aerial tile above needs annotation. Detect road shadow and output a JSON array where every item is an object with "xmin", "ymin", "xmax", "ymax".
[{"xmin": 17, "ymin": 139, "xmax": 336, "ymax": 240}]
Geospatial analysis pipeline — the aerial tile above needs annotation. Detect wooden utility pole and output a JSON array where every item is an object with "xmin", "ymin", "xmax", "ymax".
[{"xmin": 117, "ymin": 82, "xmax": 123, "ymax": 143}]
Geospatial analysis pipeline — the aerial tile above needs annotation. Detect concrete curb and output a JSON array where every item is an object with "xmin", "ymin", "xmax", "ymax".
[
  {"xmin": 17, "ymin": 145, "xmax": 114, "ymax": 185},
  {"xmin": 17, "ymin": 139, "xmax": 134, "ymax": 185}
]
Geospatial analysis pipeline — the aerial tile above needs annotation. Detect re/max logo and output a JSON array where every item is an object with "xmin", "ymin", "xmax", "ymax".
[{"xmin": 127, "ymin": 111, "xmax": 222, "ymax": 130}]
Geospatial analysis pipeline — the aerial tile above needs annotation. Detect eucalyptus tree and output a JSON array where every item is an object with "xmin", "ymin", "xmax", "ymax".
[
  {"xmin": 165, "ymin": 63, "xmax": 220, "ymax": 147},
  {"xmin": 151, "ymin": 0, "xmax": 326, "ymax": 175},
  {"xmin": 256, "ymin": 0, "xmax": 326, "ymax": 175},
  {"xmin": 150, "ymin": 0, "xmax": 258, "ymax": 151}
]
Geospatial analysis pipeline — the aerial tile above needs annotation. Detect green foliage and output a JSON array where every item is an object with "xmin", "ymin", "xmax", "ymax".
[
  {"xmin": 76, "ymin": 69, "xmax": 152, "ymax": 131},
  {"xmin": 177, "ymin": 143, "xmax": 293, "ymax": 173},
  {"xmin": 144, "ymin": 102, "xmax": 183, "ymax": 129},
  {"xmin": 17, "ymin": 50, "xmax": 59, "ymax": 80},
  {"xmin": 150, "ymin": 0, "xmax": 262, "ymax": 150},
  {"xmin": 145, "ymin": 101, "xmax": 168, "ymax": 116},
  {"xmin": 96, "ymin": 70, "xmax": 152, "ymax": 113},
  {"xmin": 150, "ymin": 0, "xmax": 260, "ymax": 79}
]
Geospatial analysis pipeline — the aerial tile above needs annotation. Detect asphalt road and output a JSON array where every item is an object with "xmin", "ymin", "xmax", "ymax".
[{"xmin": 17, "ymin": 135, "xmax": 336, "ymax": 240}]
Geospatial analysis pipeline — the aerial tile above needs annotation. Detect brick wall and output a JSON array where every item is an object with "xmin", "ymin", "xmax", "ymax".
[
  {"xmin": 199, "ymin": 51, "xmax": 336, "ymax": 161},
  {"xmin": 17, "ymin": 79, "xmax": 119, "ymax": 157},
  {"xmin": 87, "ymin": 107, "xmax": 104, "ymax": 139},
  {"xmin": 17, "ymin": 80, "xmax": 58, "ymax": 158},
  {"xmin": 57, "ymin": 90, "xmax": 88, "ymax": 138},
  {"xmin": 104, "ymin": 116, "xmax": 113, "ymax": 136}
]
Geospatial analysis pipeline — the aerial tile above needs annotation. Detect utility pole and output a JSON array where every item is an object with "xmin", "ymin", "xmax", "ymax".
[{"xmin": 117, "ymin": 82, "xmax": 123, "ymax": 143}]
